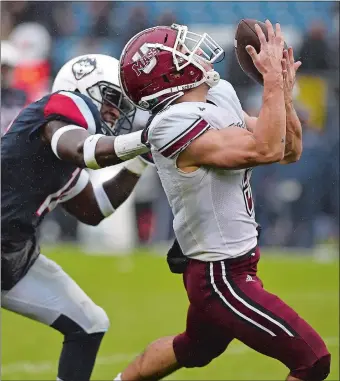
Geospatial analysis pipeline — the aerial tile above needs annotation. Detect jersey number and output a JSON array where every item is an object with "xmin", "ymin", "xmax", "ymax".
[{"xmin": 242, "ymin": 168, "xmax": 254, "ymax": 216}]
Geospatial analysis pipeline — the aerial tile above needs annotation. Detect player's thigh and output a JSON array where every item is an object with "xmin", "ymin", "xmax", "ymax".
[
  {"xmin": 1, "ymin": 254, "xmax": 108, "ymax": 333},
  {"xmin": 173, "ymin": 303, "xmax": 233, "ymax": 367},
  {"xmin": 186, "ymin": 303, "xmax": 233, "ymax": 348},
  {"xmin": 209, "ymin": 260, "xmax": 330, "ymax": 371}
]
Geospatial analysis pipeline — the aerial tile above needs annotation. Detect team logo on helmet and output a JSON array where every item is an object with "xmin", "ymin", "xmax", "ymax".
[
  {"xmin": 72, "ymin": 57, "xmax": 97, "ymax": 80},
  {"xmin": 132, "ymin": 45, "xmax": 158, "ymax": 76}
]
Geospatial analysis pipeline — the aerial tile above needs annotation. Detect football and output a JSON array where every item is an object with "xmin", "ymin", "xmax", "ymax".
[{"xmin": 234, "ymin": 19, "xmax": 288, "ymax": 86}]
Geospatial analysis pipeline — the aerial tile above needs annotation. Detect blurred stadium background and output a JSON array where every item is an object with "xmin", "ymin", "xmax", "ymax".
[{"xmin": 1, "ymin": 1, "xmax": 339, "ymax": 380}]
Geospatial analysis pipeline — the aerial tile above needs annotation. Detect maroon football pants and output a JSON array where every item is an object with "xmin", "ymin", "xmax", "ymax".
[{"xmin": 173, "ymin": 247, "xmax": 330, "ymax": 380}]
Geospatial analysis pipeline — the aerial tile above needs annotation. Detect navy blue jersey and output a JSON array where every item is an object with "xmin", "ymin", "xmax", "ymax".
[{"xmin": 1, "ymin": 91, "xmax": 103, "ymax": 243}]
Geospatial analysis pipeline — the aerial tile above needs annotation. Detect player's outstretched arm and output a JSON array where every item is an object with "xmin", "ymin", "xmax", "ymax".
[
  {"xmin": 61, "ymin": 160, "xmax": 147, "ymax": 226},
  {"xmin": 244, "ymin": 105, "xmax": 302, "ymax": 165},
  {"xmin": 244, "ymin": 102, "xmax": 303, "ymax": 165},
  {"xmin": 279, "ymin": 47, "xmax": 303, "ymax": 164},
  {"xmin": 178, "ymin": 69, "xmax": 287, "ymax": 169},
  {"xmin": 177, "ymin": 125, "xmax": 283, "ymax": 170},
  {"xmin": 177, "ymin": 21, "xmax": 286, "ymax": 171},
  {"xmin": 42, "ymin": 120, "xmax": 149, "ymax": 170},
  {"xmin": 243, "ymin": 47, "xmax": 303, "ymax": 165},
  {"xmin": 279, "ymin": 101, "xmax": 302, "ymax": 164}
]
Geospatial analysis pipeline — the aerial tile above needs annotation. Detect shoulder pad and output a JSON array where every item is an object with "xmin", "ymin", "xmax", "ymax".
[
  {"xmin": 149, "ymin": 104, "xmax": 210, "ymax": 158},
  {"xmin": 43, "ymin": 91, "xmax": 101, "ymax": 134}
]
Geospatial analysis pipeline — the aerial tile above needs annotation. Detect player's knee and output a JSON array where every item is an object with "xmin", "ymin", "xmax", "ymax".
[
  {"xmin": 173, "ymin": 333, "xmax": 226, "ymax": 368},
  {"xmin": 52, "ymin": 304, "xmax": 110, "ymax": 336},
  {"xmin": 306, "ymin": 354, "xmax": 331, "ymax": 381},
  {"xmin": 85, "ymin": 304, "xmax": 110, "ymax": 334},
  {"xmin": 291, "ymin": 354, "xmax": 331, "ymax": 381}
]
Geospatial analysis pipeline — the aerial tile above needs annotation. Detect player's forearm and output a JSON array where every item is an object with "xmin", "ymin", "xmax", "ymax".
[
  {"xmin": 254, "ymin": 74, "xmax": 286, "ymax": 160},
  {"xmin": 61, "ymin": 158, "xmax": 147, "ymax": 226},
  {"xmin": 57, "ymin": 133, "xmax": 123, "ymax": 168},
  {"xmin": 101, "ymin": 168, "xmax": 140, "ymax": 210},
  {"xmin": 49, "ymin": 125, "xmax": 149, "ymax": 169},
  {"xmin": 85, "ymin": 131, "xmax": 149, "ymax": 169},
  {"xmin": 73, "ymin": 168, "xmax": 140, "ymax": 226},
  {"xmin": 280, "ymin": 102, "xmax": 302, "ymax": 164},
  {"xmin": 92, "ymin": 158, "xmax": 147, "ymax": 223}
]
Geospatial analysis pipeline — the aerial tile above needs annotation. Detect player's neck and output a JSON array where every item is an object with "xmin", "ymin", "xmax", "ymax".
[{"xmin": 175, "ymin": 84, "xmax": 209, "ymax": 104}]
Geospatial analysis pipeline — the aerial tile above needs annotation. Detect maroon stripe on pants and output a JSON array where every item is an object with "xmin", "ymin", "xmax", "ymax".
[{"xmin": 174, "ymin": 248, "xmax": 330, "ymax": 374}]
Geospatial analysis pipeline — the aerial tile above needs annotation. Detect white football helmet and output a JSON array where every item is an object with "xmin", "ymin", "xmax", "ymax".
[
  {"xmin": 1, "ymin": 41, "xmax": 20, "ymax": 88},
  {"xmin": 1, "ymin": 40, "xmax": 20, "ymax": 67},
  {"xmin": 52, "ymin": 54, "xmax": 136, "ymax": 135}
]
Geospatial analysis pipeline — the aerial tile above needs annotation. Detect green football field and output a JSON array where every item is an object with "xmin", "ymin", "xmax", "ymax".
[{"xmin": 2, "ymin": 245, "xmax": 339, "ymax": 380}]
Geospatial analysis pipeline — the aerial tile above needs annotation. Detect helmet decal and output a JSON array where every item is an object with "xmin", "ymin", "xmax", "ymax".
[
  {"xmin": 132, "ymin": 44, "xmax": 158, "ymax": 76},
  {"xmin": 54, "ymin": 54, "xmax": 137, "ymax": 135},
  {"xmin": 72, "ymin": 57, "xmax": 97, "ymax": 80}
]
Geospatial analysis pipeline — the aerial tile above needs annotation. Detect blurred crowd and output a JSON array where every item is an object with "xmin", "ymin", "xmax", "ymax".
[{"xmin": 1, "ymin": 1, "xmax": 339, "ymax": 249}]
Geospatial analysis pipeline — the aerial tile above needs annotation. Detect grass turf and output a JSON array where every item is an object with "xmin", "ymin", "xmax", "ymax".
[{"xmin": 2, "ymin": 245, "xmax": 339, "ymax": 380}]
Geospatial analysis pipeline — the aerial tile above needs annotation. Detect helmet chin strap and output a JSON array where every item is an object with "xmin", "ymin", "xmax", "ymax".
[{"xmin": 205, "ymin": 69, "xmax": 220, "ymax": 87}]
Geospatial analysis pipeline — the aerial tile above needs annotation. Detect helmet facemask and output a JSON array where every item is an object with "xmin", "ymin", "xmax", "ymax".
[
  {"xmin": 87, "ymin": 81, "xmax": 136, "ymax": 136},
  {"xmin": 171, "ymin": 24, "xmax": 225, "ymax": 75}
]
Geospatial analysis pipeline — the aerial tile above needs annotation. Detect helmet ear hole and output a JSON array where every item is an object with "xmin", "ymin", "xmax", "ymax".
[{"xmin": 169, "ymin": 69, "xmax": 184, "ymax": 80}]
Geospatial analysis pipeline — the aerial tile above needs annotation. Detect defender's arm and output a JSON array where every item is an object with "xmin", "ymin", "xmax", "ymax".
[
  {"xmin": 61, "ymin": 161, "xmax": 146, "ymax": 226},
  {"xmin": 42, "ymin": 120, "xmax": 149, "ymax": 169}
]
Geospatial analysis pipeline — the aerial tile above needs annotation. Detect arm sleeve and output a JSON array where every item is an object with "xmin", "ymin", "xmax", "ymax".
[{"xmin": 149, "ymin": 110, "xmax": 211, "ymax": 159}]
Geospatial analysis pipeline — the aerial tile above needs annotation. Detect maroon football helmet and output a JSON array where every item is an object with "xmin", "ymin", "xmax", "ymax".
[{"xmin": 119, "ymin": 24, "xmax": 224, "ymax": 111}]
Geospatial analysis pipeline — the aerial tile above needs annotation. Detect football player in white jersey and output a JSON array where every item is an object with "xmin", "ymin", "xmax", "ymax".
[{"xmin": 115, "ymin": 22, "xmax": 330, "ymax": 381}]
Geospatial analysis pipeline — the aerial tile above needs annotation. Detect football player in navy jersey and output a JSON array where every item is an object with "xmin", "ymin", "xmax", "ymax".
[{"xmin": 1, "ymin": 54, "xmax": 151, "ymax": 381}]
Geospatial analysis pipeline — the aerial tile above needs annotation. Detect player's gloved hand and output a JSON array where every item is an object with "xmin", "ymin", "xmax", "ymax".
[
  {"xmin": 167, "ymin": 239, "xmax": 189, "ymax": 274},
  {"xmin": 256, "ymin": 223, "xmax": 262, "ymax": 242}
]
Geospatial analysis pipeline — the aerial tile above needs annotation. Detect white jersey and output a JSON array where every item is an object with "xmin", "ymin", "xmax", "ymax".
[
  {"xmin": 148, "ymin": 79, "xmax": 258, "ymax": 261},
  {"xmin": 132, "ymin": 108, "xmax": 150, "ymax": 131}
]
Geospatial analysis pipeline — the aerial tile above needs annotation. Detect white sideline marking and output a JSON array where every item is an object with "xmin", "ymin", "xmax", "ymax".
[{"xmin": 2, "ymin": 337, "xmax": 338, "ymax": 375}]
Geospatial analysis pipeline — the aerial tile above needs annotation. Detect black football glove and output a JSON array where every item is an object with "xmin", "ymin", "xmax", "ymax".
[
  {"xmin": 256, "ymin": 223, "xmax": 262, "ymax": 242},
  {"xmin": 167, "ymin": 239, "xmax": 189, "ymax": 274}
]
